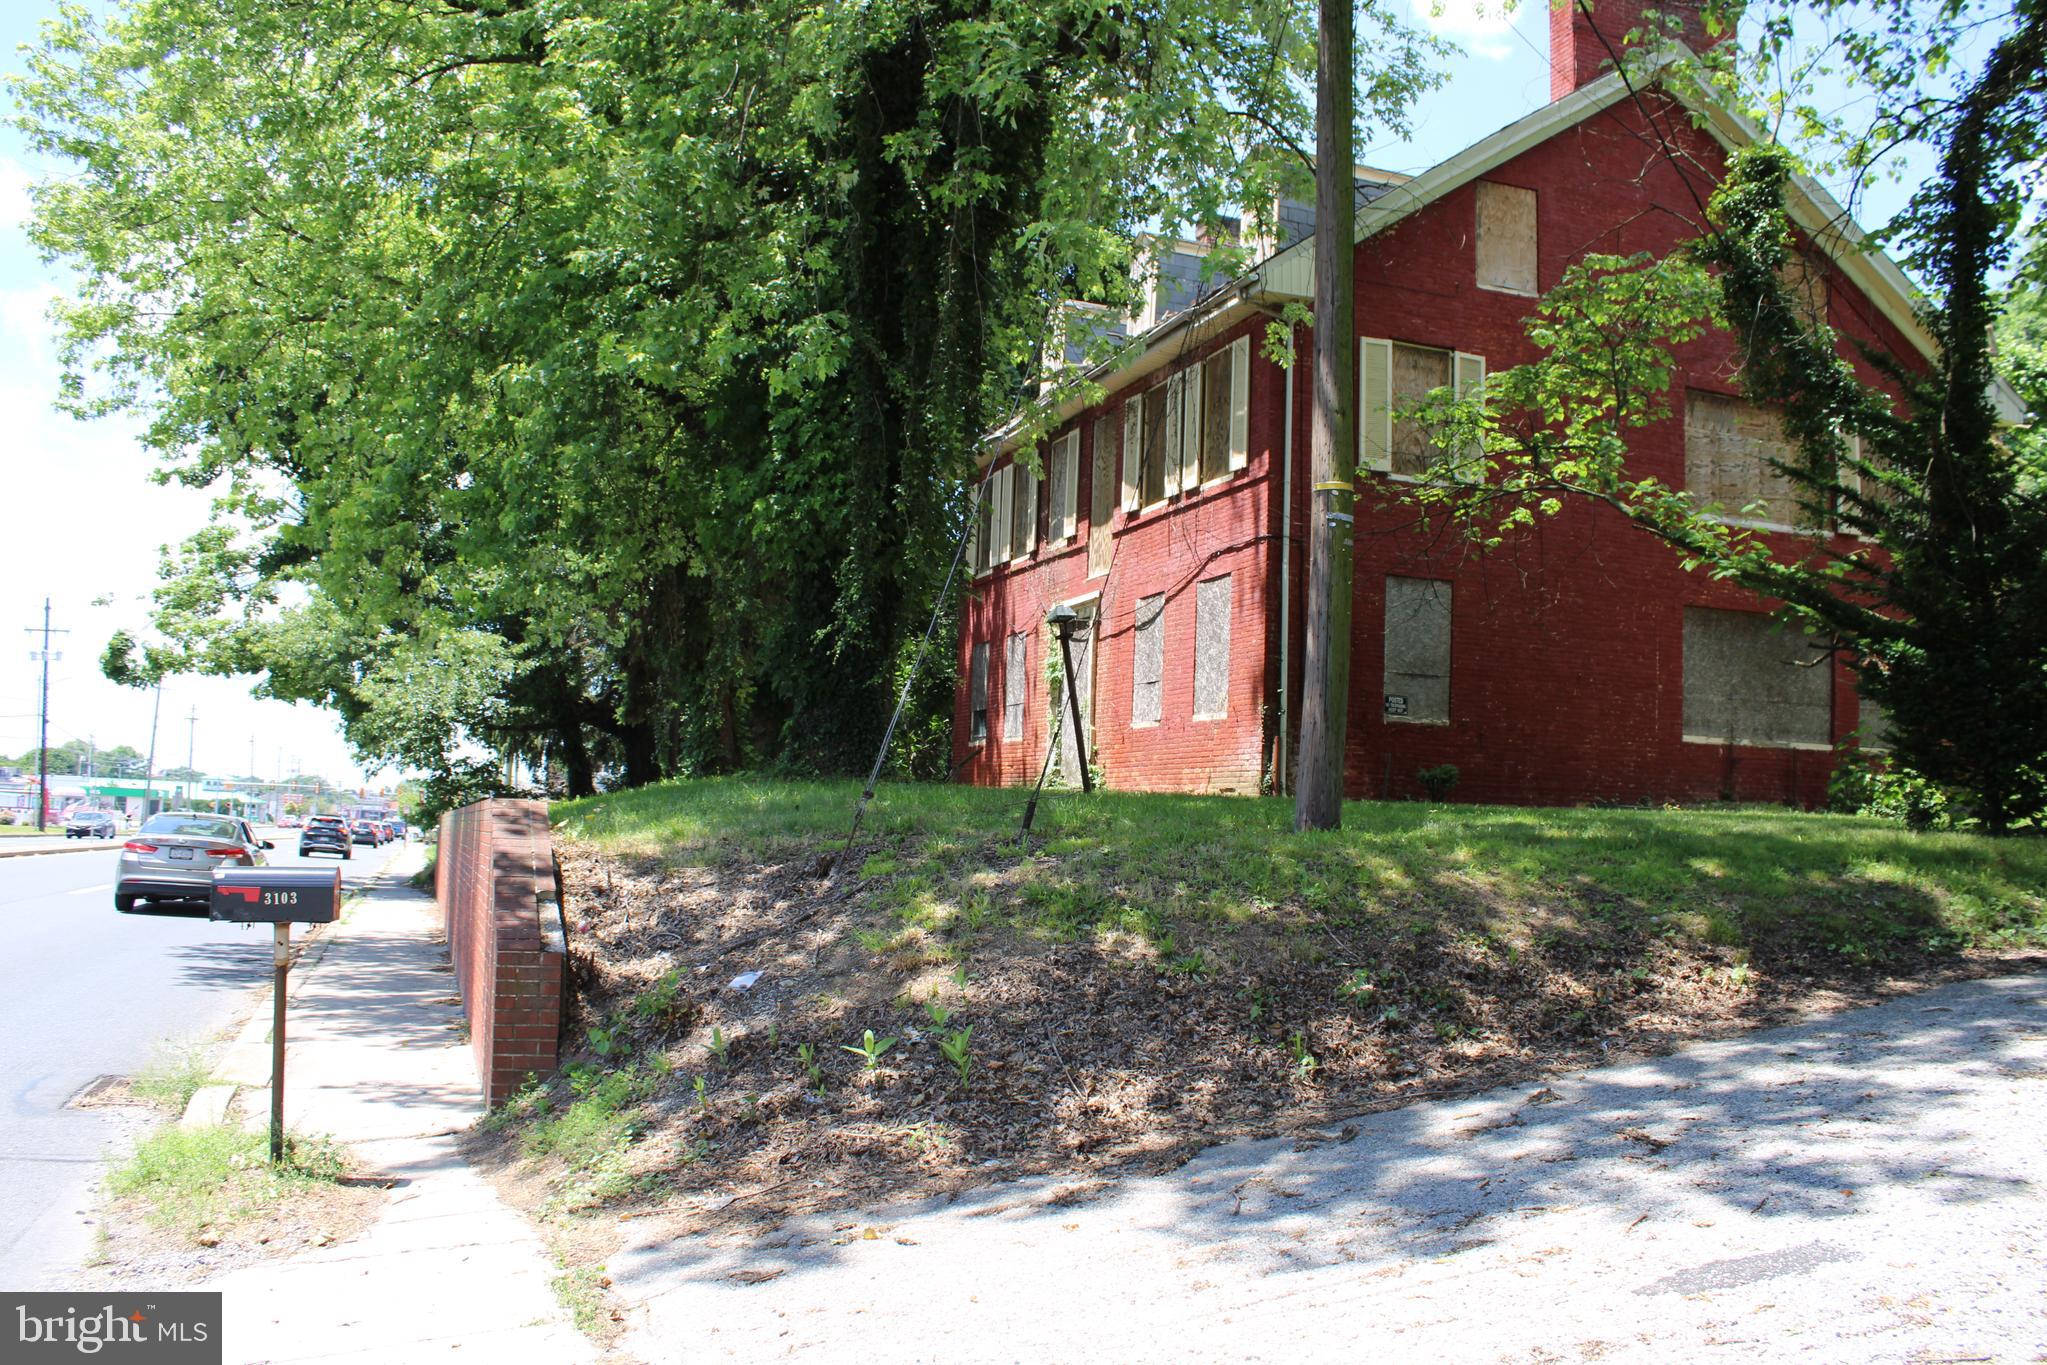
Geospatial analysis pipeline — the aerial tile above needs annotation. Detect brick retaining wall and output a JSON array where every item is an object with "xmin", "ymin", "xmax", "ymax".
[{"xmin": 437, "ymin": 797, "xmax": 566, "ymax": 1106}]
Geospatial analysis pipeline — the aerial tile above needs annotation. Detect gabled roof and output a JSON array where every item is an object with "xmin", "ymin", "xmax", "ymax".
[{"xmin": 989, "ymin": 46, "xmax": 2023, "ymax": 459}]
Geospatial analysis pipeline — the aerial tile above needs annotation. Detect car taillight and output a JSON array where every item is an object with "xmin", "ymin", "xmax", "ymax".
[
  {"xmin": 205, "ymin": 846, "xmax": 253, "ymax": 862},
  {"xmin": 123, "ymin": 841, "xmax": 158, "ymax": 853}
]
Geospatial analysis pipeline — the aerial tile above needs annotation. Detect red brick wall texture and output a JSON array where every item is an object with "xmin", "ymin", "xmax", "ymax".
[
  {"xmin": 956, "ymin": 90, "xmax": 1901, "ymax": 811},
  {"xmin": 438, "ymin": 798, "xmax": 566, "ymax": 1105}
]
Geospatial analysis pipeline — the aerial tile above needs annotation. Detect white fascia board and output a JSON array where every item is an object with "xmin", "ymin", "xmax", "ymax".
[{"xmin": 983, "ymin": 286, "xmax": 1265, "ymax": 465}]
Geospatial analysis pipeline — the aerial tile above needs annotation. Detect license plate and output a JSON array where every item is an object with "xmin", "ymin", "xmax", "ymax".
[{"xmin": 168, "ymin": 847, "xmax": 194, "ymax": 861}]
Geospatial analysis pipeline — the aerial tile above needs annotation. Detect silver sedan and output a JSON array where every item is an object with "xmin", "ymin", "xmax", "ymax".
[{"xmin": 115, "ymin": 812, "xmax": 274, "ymax": 913}]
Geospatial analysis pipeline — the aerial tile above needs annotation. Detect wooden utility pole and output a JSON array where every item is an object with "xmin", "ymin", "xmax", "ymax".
[{"xmin": 1293, "ymin": 0, "xmax": 1357, "ymax": 832}]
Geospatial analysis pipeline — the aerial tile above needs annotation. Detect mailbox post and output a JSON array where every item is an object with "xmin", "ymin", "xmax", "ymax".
[{"xmin": 210, "ymin": 868, "xmax": 342, "ymax": 1163}]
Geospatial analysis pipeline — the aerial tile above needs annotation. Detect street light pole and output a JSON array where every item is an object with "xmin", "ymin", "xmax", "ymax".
[
  {"xmin": 142, "ymin": 678, "xmax": 163, "ymax": 819},
  {"xmin": 186, "ymin": 705, "xmax": 198, "ymax": 805}
]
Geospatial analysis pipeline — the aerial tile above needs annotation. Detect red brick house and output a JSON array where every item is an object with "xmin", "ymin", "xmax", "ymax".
[{"xmin": 953, "ymin": 3, "xmax": 2018, "ymax": 808}]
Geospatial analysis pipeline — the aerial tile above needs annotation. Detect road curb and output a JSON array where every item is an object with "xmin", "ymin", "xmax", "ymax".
[{"xmin": 0, "ymin": 841, "xmax": 117, "ymax": 860}]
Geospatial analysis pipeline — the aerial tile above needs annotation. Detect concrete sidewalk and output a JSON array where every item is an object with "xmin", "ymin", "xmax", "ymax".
[
  {"xmin": 610, "ymin": 972, "xmax": 2047, "ymax": 1363},
  {"xmin": 202, "ymin": 848, "xmax": 593, "ymax": 1365}
]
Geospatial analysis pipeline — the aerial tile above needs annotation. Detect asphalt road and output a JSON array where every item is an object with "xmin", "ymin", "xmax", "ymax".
[{"xmin": 0, "ymin": 827, "xmax": 408, "ymax": 1290}]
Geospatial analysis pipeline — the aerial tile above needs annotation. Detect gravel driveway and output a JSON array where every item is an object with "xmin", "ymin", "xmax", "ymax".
[{"xmin": 611, "ymin": 973, "xmax": 2047, "ymax": 1362}]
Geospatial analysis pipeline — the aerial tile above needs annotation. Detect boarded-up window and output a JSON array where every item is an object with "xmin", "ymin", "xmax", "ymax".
[
  {"xmin": 1048, "ymin": 431, "xmax": 1079, "ymax": 542},
  {"xmin": 1193, "ymin": 575, "xmax": 1232, "ymax": 719},
  {"xmin": 1360, "ymin": 340, "xmax": 1482, "ymax": 476},
  {"xmin": 1003, "ymin": 631, "xmax": 1028, "ymax": 740},
  {"xmin": 1010, "ymin": 459, "xmax": 1038, "ymax": 559},
  {"xmin": 1682, "ymin": 608, "xmax": 1832, "ymax": 747},
  {"xmin": 1384, "ymin": 577, "xmax": 1452, "ymax": 723},
  {"xmin": 1131, "ymin": 594, "xmax": 1165, "ymax": 727},
  {"xmin": 969, "ymin": 642, "xmax": 989, "ymax": 744},
  {"xmin": 1089, "ymin": 414, "xmax": 1115, "ymax": 577},
  {"xmin": 1857, "ymin": 691, "xmax": 1890, "ymax": 751},
  {"xmin": 1779, "ymin": 252, "xmax": 1829, "ymax": 334},
  {"xmin": 1197, "ymin": 340, "xmax": 1250, "ymax": 484},
  {"xmin": 1476, "ymin": 182, "xmax": 1538, "ymax": 295},
  {"xmin": 1685, "ymin": 390, "xmax": 1804, "ymax": 528},
  {"xmin": 1140, "ymin": 385, "xmax": 1169, "ymax": 506}
]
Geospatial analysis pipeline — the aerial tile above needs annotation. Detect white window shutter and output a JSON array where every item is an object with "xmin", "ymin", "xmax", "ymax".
[
  {"xmin": 1060, "ymin": 432, "xmax": 1080, "ymax": 539},
  {"xmin": 1228, "ymin": 336, "xmax": 1251, "ymax": 470},
  {"xmin": 993, "ymin": 464, "xmax": 1013, "ymax": 563},
  {"xmin": 1019, "ymin": 461, "xmax": 1039, "ymax": 556},
  {"xmin": 1180, "ymin": 369, "xmax": 1201, "ymax": 490},
  {"xmin": 1451, "ymin": 351, "xmax": 1486, "ymax": 481},
  {"xmin": 1122, "ymin": 400, "xmax": 1141, "ymax": 511},
  {"xmin": 1359, "ymin": 337, "xmax": 1392, "ymax": 473},
  {"xmin": 968, "ymin": 479, "xmax": 984, "ymax": 573},
  {"xmin": 1164, "ymin": 373, "xmax": 1185, "ymax": 496}
]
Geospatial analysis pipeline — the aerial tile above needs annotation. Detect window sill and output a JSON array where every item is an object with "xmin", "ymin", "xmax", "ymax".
[
  {"xmin": 1191, "ymin": 711, "xmax": 1227, "ymax": 722},
  {"xmin": 1130, "ymin": 720, "xmax": 1161, "ymax": 730},
  {"xmin": 1477, "ymin": 283, "xmax": 1539, "ymax": 298},
  {"xmin": 1384, "ymin": 715, "xmax": 1450, "ymax": 726},
  {"xmin": 1680, "ymin": 735, "xmax": 1834, "ymax": 752}
]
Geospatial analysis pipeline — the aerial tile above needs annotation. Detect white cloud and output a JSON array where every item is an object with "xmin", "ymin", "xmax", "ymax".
[{"xmin": 1409, "ymin": 0, "xmax": 1521, "ymax": 59}]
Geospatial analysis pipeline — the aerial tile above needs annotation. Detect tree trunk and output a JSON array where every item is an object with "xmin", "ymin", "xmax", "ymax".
[{"xmin": 1294, "ymin": 0, "xmax": 1357, "ymax": 832}]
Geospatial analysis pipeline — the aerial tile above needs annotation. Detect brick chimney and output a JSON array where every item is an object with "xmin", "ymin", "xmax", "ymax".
[{"xmin": 1551, "ymin": 0, "xmax": 1733, "ymax": 100}]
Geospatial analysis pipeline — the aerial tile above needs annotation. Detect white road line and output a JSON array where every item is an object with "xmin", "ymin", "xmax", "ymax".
[{"xmin": 66, "ymin": 884, "xmax": 113, "ymax": 896}]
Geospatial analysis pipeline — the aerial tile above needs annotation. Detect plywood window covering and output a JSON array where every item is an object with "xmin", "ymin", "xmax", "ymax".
[
  {"xmin": 1778, "ymin": 252, "xmax": 1830, "ymax": 334},
  {"xmin": 1681, "ymin": 607, "xmax": 1832, "ymax": 748},
  {"xmin": 1131, "ymin": 593, "xmax": 1165, "ymax": 727},
  {"xmin": 1048, "ymin": 431, "xmax": 1080, "ymax": 543},
  {"xmin": 1140, "ymin": 384, "xmax": 1169, "ymax": 507},
  {"xmin": 1090, "ymin": 414, "xmax": 1116, "ymax": 578},
  {"xmin": 1010, "ymin": 459, "xmax": 1039, "ymax": 561},
  {"xmin": 968, "ymin": 641, "xmax": 990, "ymax": 744},
  {"xmin": 1358, "ymin": 340, "xmax": 1482, "ymax": 477},
  {"xmin": 1475, "ymin": 181, "xmax": 1539, "ymax": 296},
  {"xmin": 1383, "ymin": 576, "xmax": 1452, "ymax": 724},
  {"xmin": 1685, "ymin": 390, "xmax": 1804, "ymax": 528},
  {"xmin": 1857, "ymin": 691, "xmax": 1891, "ymax": 751},
  {"xmin": 1199, "ymin": 347, "xmax": 1233, "ymax": 484},
  {"xmin": 1121, "ymin": 399, "xmax": 1142, "ymax": 513},
  {"xmin": 1003, "ymin": 630, "xmax": 1028, "ymax": 740},
  {"xmin": 1193, "ymin": 574, "xmax": 1232, "ymax": 719}
]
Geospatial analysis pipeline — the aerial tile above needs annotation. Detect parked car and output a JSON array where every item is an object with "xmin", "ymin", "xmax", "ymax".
[
  {"xmin": 299, "ymin": 817, "xmax": 352, "ymax": 860},
  {"xmin": 115, "ymin": 812, "xmax": 272, "ymax": 912},
  {"xmin": 378, "ymin": 819, "xmax": 404, "ymax": 842},
  {"xmin": 65, "ymin": 808, "xmax": 118, "ymax": 840},
  {"xmin": 350, "ymin": 820, "xmax": 383, "ymax": 846}
]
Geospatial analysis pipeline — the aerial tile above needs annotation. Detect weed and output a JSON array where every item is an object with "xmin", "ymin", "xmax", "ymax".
[
  {"xmin": 1417, "ymin": 764, "xmax": 1461, "ymax": 803},
  {"xmin": 766, "ymin": 1022, "xmax": 780, "ymax": 1050},
  {"xmin": 796, "ymin": 1042, "xmax": 825, "ymax": 1094},
  {"xmin": 1336, "ymin": 968, "xmax": 1376, "ymax": 1003},
  {"xmin": 131, "ymin": 1041, "xmax": 216, "ymax": 1113},
  {"xmin": 629, "ymin": 972, "xmax": 691, "ymax": 1029},
  {"xmin": 707, "ymin": 1026, "xmax": 730, "ymax": 1068},
  {"xmin": 587, "ymin": 1020, "xmax": 629, "ymax": 1060},
  {"xmin": 550, "ymin": 1260, "xmax": 612, "ymax": 1340},
  {"xmin": 107, "ymin": 1125, "xmax": 348, "ymax": 1243},
  {"xmin": 1286, "ymin": 1031, "xmax": 1319, "ymax": 1080},
  {"xmin": 936, "ymin": 1026, "xmax": 973, "ymax": 1089},
  {"xmin": 950, "ymin": 963, "xmax": 970, "ymax": 988},
  {"xmin": 853, "ymin": 927, "xmax": 893, "ymax": 955},
  {"xmin": 692, "ymin": 1074, "xmax": 709, "ymax": 1112},
  {"xmin": 841, "ymin": 1029, "xmax": 897, "ymax": 1071},
  {"xmin": 923, "ymin": 1000, "xmax": 952, "ymax": 1029}
]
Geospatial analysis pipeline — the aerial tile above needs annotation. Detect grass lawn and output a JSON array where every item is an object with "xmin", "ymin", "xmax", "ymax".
[
  {"xmin": 557, "ymin": 778, "xmax": 2046, "ymax": 963},
  {"xmin": 492, "ymin": 778, "xmax": 2045, "ymax": 1243}
]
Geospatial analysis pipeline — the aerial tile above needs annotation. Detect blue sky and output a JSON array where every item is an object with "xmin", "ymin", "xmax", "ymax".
[
  {"xmin": 0, "ymin": 0, "xmax": 1952, "ymax": 788},
  {"xmin": 0, "ymin": 6, "xmax": 383, "ymax": 786}
]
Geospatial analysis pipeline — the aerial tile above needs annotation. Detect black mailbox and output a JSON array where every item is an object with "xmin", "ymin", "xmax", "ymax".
[{"xmin": 209, "ymin": 867, "xmax": 343, "ymax": 924}]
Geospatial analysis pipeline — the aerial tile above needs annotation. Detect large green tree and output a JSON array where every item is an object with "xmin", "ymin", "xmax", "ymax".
[{"xmin": 21, "ymin": 0, "xmax": 1437, "ymax": 797}]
